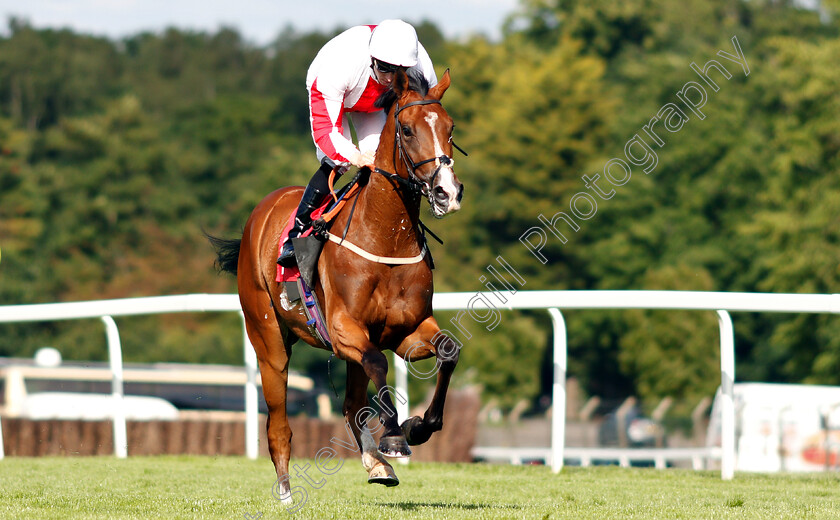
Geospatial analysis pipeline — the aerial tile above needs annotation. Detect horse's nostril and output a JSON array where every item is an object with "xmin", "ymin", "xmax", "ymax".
[
  {"xmin": 456, "ymin": 184, "xmax": 464, "ymax": 202},
  {"xmin": 434, "ymin": 186, "xmax": 448, "ymax": 202}
]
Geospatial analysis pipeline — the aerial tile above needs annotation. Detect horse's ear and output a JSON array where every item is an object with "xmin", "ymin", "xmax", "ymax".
[
  {"xmin": 393, "ymin": 68, "xmax": 410, "ymax": 97},
  {"xmin": 428, "ymin": 69, "xmax": 451, "ymax": 101}
]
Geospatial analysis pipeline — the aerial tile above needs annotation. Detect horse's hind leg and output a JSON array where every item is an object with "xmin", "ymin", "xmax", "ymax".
[
  {"xmin": 244, "ymin": 316, "xmax": 295, "ymax": 504},
  {"xmin": 343, "ymin": 363, "xmax": 399, "ymax": 486},
  {"xmin": 396, "ymin": 317, "xmax": 461, "ymax": 446}
]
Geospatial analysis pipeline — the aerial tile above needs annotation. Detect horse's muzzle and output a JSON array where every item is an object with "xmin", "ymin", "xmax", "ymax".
[
  {"xmin": 430, "ymin": 167, "xmax": 462, "ymax": 217},
  {"xmin": 429, "ymin": 180, "xmax": 464, "ymax": 218}
]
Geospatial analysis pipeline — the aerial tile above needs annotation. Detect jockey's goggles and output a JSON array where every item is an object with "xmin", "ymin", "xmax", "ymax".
[{"xmin": 374, "ymin": 59, "xmax": 399, "ymax": 74}]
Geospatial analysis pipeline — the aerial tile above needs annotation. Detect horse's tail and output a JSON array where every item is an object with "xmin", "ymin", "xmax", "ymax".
[{"xmin": 205, "ymin": 231, "xmax": 241, "ymax": 276}]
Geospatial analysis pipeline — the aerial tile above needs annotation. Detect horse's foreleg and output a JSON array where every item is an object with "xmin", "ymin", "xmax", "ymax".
[
  {"xmin": 245, "ymin": 317, "xmax": 294, "ymax": 504},
  {"xmin": 359, "ymin": 348, "xmax": 413, "ymax": 457},
  {"xmin": 395, "ymin": 317, "xmax": 461, "ymax": 446},
  {"xmin": 344, "ymin": 363, "xmax": 398, "ymax": 486},
  {"xmin": 332, "ymin": 318, "xmax": 410, "ymax": 458}
]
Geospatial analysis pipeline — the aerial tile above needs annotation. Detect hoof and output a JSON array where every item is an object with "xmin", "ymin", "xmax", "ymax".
[
  {"xmin": 378, "ymin": 435, "xmax": 412, "ymax": 458},
  {"xmin": 401, "ymin": 416, "xmax": 433, "ymax": 446},
  {"xmin": 367, "ymin": 464, "xmax": 399, "ymax": 487}
]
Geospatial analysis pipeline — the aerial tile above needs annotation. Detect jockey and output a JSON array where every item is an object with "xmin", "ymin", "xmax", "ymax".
[{"xmin": 277, "ymin": 19, "xmax": 438, "ymax": 267}]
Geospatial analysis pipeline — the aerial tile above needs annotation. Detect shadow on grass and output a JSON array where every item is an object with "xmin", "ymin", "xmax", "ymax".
[{"xmin": 377, "ymin": 501, "xmax": 521, "ymax": 512}]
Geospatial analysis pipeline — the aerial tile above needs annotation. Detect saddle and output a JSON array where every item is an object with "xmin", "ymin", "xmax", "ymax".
[{"xmin": 275, "ymin": 168, "xmax": 438, "ymax": 349}]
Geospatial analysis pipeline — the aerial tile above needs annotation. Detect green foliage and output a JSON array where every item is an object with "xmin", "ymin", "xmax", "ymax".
[
  {"xmin": 619, "ymin": 265, "xmax": 720, "ymax": 414},
  {"xmin": 0, "ymin": 19, "xmax": 123, "ymax": 129},
  {"xmin": 439, "ymin": 34, "xmax": 616, "ymax": 290},
  {"xmin": 2, "ymin": 4, "xmax": 840, "ymax": 415},
  {"xmin": 433, "ymin": 310, "xmax": 547, "ymax": 409}
]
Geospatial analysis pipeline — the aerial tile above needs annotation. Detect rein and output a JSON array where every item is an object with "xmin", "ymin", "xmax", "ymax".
[{"xmin": 317, "ymin": 168, "xmax": 367, "ymax": 225}]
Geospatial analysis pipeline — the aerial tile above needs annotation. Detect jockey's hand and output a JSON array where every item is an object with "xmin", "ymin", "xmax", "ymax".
[{"xmin": 350, "ymin": 149, "xmax": 376, "ymax": 169}]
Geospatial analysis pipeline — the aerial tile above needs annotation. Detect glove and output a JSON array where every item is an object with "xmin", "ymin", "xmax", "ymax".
[{"xmin": 349, "ymin": 149, "xmax": 376, "ymax": 169}]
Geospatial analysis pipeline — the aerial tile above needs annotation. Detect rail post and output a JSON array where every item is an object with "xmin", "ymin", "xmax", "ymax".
[
  {"xmin": 549, "ymin": 308, "xmax": 567, "ymax": 473},
  {"xmin": 393, "ymin": 353, "xmax": 410, "ymax": 465},
  {"xmin": 101, "ymin": 316, "xmax": 127, "ymax": 458},
  {"xmin": 717, "ymin": 310, "xmax": 735, "ymax": 480}
]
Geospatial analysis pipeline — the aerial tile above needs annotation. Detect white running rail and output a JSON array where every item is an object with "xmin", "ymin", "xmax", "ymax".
[{"xmin": 2, "ymin": 290, "xmax": 838, "ymax": 480}]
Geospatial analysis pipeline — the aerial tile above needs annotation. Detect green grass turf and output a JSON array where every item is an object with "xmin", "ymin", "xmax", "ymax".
[{"xmin": 1, "ymin": 456, "xmax": 839, "ymax": 519}]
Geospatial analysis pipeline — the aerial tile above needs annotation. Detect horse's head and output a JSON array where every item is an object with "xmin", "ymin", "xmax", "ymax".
[{"xmin": 384, "ymin": 69, "xmax": 463, "ymax": 218}]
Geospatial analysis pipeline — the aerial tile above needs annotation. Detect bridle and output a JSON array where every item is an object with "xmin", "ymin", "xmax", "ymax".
[
  {"xmin": 374, "ymin": 99, "xmax": 466, "ymax": 200},
  {"xmin": 326, "ymin": 97, "xmax": 463, "ymax": 253}
]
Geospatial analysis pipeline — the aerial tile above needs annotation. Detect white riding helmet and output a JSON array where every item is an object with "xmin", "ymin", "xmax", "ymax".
[{"xmin": 369, "ymin": 19, "xmax": 419, "ymax": 68}]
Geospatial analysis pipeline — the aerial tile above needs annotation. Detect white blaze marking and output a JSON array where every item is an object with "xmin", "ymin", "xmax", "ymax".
[
  {"xmin": 425, "ymin": 112, "xmax": 443, "ymax": 157},
  {"xmin": 424, "ymin": 112, "xmax": 461, "ymax": 213}
]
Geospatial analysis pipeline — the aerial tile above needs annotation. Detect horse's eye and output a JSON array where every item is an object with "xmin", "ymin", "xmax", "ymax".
[{"xmin": 401, "ymin": 125, "xmax": 412, "ymax": 137}]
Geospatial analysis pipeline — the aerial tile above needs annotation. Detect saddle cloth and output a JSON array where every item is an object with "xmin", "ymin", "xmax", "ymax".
[{"xmin": 275, "ymin": 203, "xmax": 328, "ymax": 283}]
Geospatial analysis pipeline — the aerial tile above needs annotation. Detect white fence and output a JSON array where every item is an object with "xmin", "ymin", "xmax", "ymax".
[
  {"xmin": 0, "ymin": 293, "xmax": 407, "ymax": 462},
  {"xmin": 0, "ymin": 295, "xmax": 257, "ymax": 460},
  {"xmin": 2, "ymin": 290, "xmax": 839, "ymax": 480}
]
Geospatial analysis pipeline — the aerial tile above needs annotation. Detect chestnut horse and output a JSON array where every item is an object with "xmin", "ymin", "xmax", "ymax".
[{"xmin": 210, "ymin": 69, "xmax": 463, "ymax": 501}]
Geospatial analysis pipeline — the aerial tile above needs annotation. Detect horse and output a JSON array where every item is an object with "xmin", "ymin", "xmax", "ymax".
[{"xmin": 209, "ymin": 68, "xmax": 463, "ymax": 501}]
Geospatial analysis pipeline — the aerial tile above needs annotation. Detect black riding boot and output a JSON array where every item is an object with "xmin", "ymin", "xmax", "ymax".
[{"xmin": 277, "ymin": 164, "xmax": 333, "ymax": 267}]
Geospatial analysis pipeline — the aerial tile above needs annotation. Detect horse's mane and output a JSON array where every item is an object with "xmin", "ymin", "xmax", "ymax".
[{"xmin": 375, "ymin": 69, "xmax": 430, "ymax": 114}]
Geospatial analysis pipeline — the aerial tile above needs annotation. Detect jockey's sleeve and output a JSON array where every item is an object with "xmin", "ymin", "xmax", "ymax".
[{"xmin": 309, "ymin": 76, "xmax": 359, "ymax": 165}]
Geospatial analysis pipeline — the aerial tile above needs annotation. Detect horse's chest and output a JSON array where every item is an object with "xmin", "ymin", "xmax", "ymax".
[
  {"xmin": 371, "ymin": 282, "xmax": 430, "ymax": 324},
  {"xmin": 328, "ymin": 264, "xmax": 432, "ymax": 337}
]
